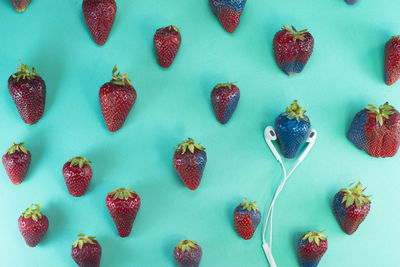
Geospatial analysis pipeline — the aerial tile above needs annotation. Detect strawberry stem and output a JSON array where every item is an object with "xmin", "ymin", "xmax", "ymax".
[
  {"xmin": 175, "ymin": 138, "xmax": 205, "ymax": 154},
  {"xmin": 72, "ymin": 234, "xmax": 97, "ymax": 249},
  {"xmin": 6, "ymin": 142, "xmax": 29, "ymax": 155},
  {"xmin": 340, "ymin": 182, "xmax": 371, "ymax": 208},
  {"xmin": 176, "ymin": 240, "xmax": 198, "ymax": 253},
  {"xmin": 111, "ymin": 65, "xmax": 133, "ymax": 86},
  {"xmin": 302, "ymin": 231, "xmax": 327, "ymax": 246},
  {"xmin": 68, "ymin": 157, "xmax": 91, "ymax": 168},
  {"xmin": 23, "ymin": 204, "xmax": 43, "ymax": 222},
  {"xmin": 108, "ymin": 188, "xmax": 136, "ymax": 200},
  {"xmin": 366, "ymin": 102, "xmax": 394, "ymax": 126},
  {"xmin": 282, "ymin": 25, "xmax": 309, "ymax": 41},
  {"xmin": 215, "ymin": 82, "xmax": 237, "ymax": 89},
  {"xmin": 284, "ymin": 100, "xmax": 308, "ymax": 122},
  {"xmin": 12, "ymin": 60, "xmax": 37, "ymax": 81},
  {"xmin": 239, "ymin": 198, "xmax": 260, "ymax": 212}
]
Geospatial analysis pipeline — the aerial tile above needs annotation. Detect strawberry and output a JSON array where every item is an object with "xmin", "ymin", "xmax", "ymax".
[
  {"xmin": 10, "ymin": 0, "xmax": 30, "ymax": 12},
  {"xmin": 384, "ymin": 36, "xmax": 400, "ymax": 86},
  {"xmin": 211, "ymin": 82, "xmax": 240, "ymax": 124},
  {"xmin": 99, "ymin": 65, "xmax": 137, "ymax": 132},
  {"xmin": 18, "ymin": 204, "xmax": 49, "ymax": 247},
  {"xmin": 174, "ymin": 240, "xmax": 202, "ymax": 267},
  {"xmin": 345, "ymin": 0, "xmax": 358, "ymax": 4},
  {"xmin": 297, "ymin": 231, "xmax": 328, "ymax": 267},
  {"xmin": 2, "ymin": 142, "xmax": 31, "ymax": 185},
  {"xmin": 82, "ymin": 0, "xmax": 116, "ymax": 46},
  {"xmin": 153, "ymin": 25, "xmax": 182, "ymax": 68},
  {"xmin": 71, "ymin": 234, "xmax": 102, "ymax": 267},
  {"xmin": 62, "ymin": 157, "xmax": 92, "ymax": 197},
  {"xmin": 347, "ymin": 102, "xmax": 400, "ymax": 158},
  {"xmin": 106, "ymin": 188, "xmax": 141, "ymax": 237},
  {"xmin": 8, "ymin": 61, "xmax": 46, "ymax": 125},
  {"xmin": 275, "ymin": 100, "xmax": 311, "ymax": 159},
  {"xmin": 209, "ymin": 0, "xmax": 247, "ymax": 33},
  {"xmin": 333, "ymin": 182, "xmax": 371, "ymax": 235},
  {"xmin": 173, "ymin": 138, "xmax": 207, "ymax": 191},
  {"xmin": 273, "ymin": 25, "xmax": 314, "ymax": 76},
  {"xmin": 233, "ymin": 198, "xmax": 261, "ymax": 240}
]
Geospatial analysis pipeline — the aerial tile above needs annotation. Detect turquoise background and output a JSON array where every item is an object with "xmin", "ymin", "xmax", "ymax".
[{"xmin": 0, "ymin": 0, "xmax": 398, "ymax": 266}]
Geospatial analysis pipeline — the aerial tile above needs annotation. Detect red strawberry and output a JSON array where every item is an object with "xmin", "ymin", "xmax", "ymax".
[
  {"xmin": 106, "ymin": 188, "xmax": 141, "ymax": 237},
  {"xmin": 233, "ymin": 198, "xmax": 261, "ymax": 240},
  {"xmin": 211, "ymin": 82, "xmax": 240, "ymax": 124},
  {"xmin": 18, "ymin": 204, "xmax": 49, "ymax": 247},
  {"xmin": 99, "ymin": 65, "xmax": 137, "ymax": 132},
  {"xmin": 173, "ymin": 138, "xmax": 207, "ymax": 191},
  {"xmin": 384, "ymin": 36, "xmax": 400, "ymax": 86},
  {"xmin": 71, "ymin": 234, "xmax": 102, "ymax": 267},
  {"xmin": 82, "ymin": 0, "xmax": 116, "ymax": 46},
  {"xmin": 153, "ymin": 25, "xmax": 182, "ymax": 68},
  {"xmin": 347, "ymin": 102, "xmax": 400, "ymax": 158},
  {"xmin": 8, "ymin": 61, "xmax": 46, "ymax": 125},
  {"xmin": 273, "ymin": 25, "xmax": 314, "ymax": 76},
  {"xmin": 297, "ymin": 231, "xmax": 328, "ymax": 267},
  {"xmin": 62, "ymin": 157, "xmax": 92, "ymax": 197},
  {"xmin": 174, "ymin": 240, "xmax": 202, "ymax": 267},
  {"xmin": 10, "ymin": 0, "xmax": 30, "ymax": 12},
  {"xmin": 333, "ymin": 182, "xmax": 371, "ymax": 235},
  {"xmin": 2, "ymin": 142, "xmax": 31, "ymax": 185}
]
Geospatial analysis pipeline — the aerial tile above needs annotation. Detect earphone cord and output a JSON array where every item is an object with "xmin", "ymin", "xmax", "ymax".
[{"xmin": 263, "ymin": 159, "xmax": 301, "ymax": 251}]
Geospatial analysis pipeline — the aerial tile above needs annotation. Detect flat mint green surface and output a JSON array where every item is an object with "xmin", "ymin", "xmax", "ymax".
[{"xmin": 0, "ymin": 0, "xmax": 398, "ymax": 266}]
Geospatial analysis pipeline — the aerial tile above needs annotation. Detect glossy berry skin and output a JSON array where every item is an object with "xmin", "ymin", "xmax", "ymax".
[
  {"xmin": 173, "ymin": 139, "xmax": 207, "ymax": 191},
  {"xmin": 347, "ymin": 105, "xmax": 400, "ymax": 158},
  {"xmin": 211, "ymin": 83, "xmax": 240, "ymax": 124},
  {"xmin": 273, "ymin": 26, "xmax": 314, "ymax": 76},
  {"xmin": 18, "ymin": 204, "xmax": 49, "ymax": 247},
  {"xmin": 275, "ymin": 114, "xmax": 311, "ymax": 159},
  {"xmin": 333, "ymin": 191, "xmax": 370, "ymax": 235},
  {"xmin": 8, "ymin": 71, "xmax": 46, "ymax": 125},
  {"xmin": 82, "ymin": 0, "xmax": 116, "ymax": 46},
  {"xmin": 233, "ymin": 200, "xmax": 261, "ymax": 240},
  {"xmin": 384, "ymin": 37, "xmax": 400, "ymax": 86},
  {"xmin": 209, "ymin": 0, "xmax": 247, "ymax": 33},
  {"xmin": 297, "ymin": 233, "xmax": 327, "ymax": 267},
  {"xmin": 154, "ymin": 26, "xmax": 182, "ymax": 68},
  {"xmin": 62, "ymin": 157, "xmax": 92, "ymax": 197},
  {"xmin": 71, "ymin": 235, "xmax": 102, "ymax": 267},
  {"xmin": 10, "ymin": 0, "xmax": 31, "ymax": 12},
  {"xmin": 345, "ymin": 0, "xmax": 358, "ymax": 4},
  {"xmin": 2, "ymin": 143, "xmax": 31, "ymax": 185},
  {"xmin": 99, "ymin": 66, "xmax": 137, "ymax": 132},
  {"xmin": 106, "ymin": 188, "xmax": 141, "ymax": 237},
  {"xmin": 174, "ymin": 240, "xmax": 202, "ymax": 267}
]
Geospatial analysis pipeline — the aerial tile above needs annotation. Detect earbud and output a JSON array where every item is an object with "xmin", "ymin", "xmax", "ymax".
[
  {"xmin": 264, "ymin": 126, "xmax": 281, "ymax": 162},
  {"xmin": 298, "ymin": 130, "xmax": 317, "ymax": 162}
]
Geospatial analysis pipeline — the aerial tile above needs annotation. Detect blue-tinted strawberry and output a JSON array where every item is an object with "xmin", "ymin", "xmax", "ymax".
[
  {"xmin": 345, "ymin": 0, "xmax": 358, "ymax": 5},
  {"xmin": 209, "ymin": 0, "xmax": 247, "ymax": 33},
  {"xmin": 333, "ymin": 182, "xmax": 371, "ymax": 235},
  {"xmin": 174, "ymin": 240, "xmax": 202, "ymax": 267},
  {"xmin": 297, "ymin": 231, "xmax": 327, "ymax": 267},
  {"xmin": 347, "ymin": 102, "xmax": 400, "ymax": 158},
  {"xmin": 233, "ymin": 198, "xmax": 261, "ymax": 240},
  {"xmin": 211, "ymin": 82, "xmax": 240, "ymax": 124},
  {"xmin": 173, "ymin": 138, "xmax": 207, "ymax": 190},
  {"xmin": 273, "ymin": 25, "xmax": 314, "ymax": 76},
  {"xmin": 275, "ymin": 100, "xmax": 311, "ymax": 159}
]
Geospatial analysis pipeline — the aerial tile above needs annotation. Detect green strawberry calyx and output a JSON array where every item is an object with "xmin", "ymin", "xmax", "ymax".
[
  {"xmin": 282, "ymin": 25, "xmax": 308, "ymax": 41},
  {"xmin": 23, "ymin": 204, "xmax": 43, "ymax": 222},
  {"xmin": 341, "ymin": 182, "xmax": 372, "ymax": 208},
  {"xmin": 111, "ymin": 65, "xmax": 133, "ymax": 86},
  {"xmin": 108, "ymin": 188, "xmax": 136, "ymax": 200},
  {"xmin": 12, "ymin": 60, "xmax": 38, "ymax": 81},
  {"xmin": 239, "ymin": 198, "xmax": 260, "ymax": 212},
  {"xmin": 392, "ymin": 35, "xmax": 400, "ymax": 40},
  {"xmin": 215, "ymin": 82, "xmax": 237, "ymax": 89},
  {"xmin": 168, "ymin": 25, "xmax": 180, "ymax": 32},
  {"xmin": 366, "ymin": 102, "xmax": 395, "ymax": 126},
  {"xmin": 6, "ymin": 142, "xmax": 29, "ymax": 155},
  {"xmin": 284, "ymin": 100, "xmax": 307, "ymax": 122},
  {"xmin": 72, "ymin": 234, "xmax": 96, "ymax": 249},
  {"xmin": 68, "ymin": 157, "xmax": 92, "ymax": 168},
  {"xmin": 176, "ymin": 240, "xmax": 198, "ymax": 253},
  {"xmin": 175, "ymin": 138, "xmax": 205, "ymax": 154},
  {"xmin": 302, "ymin": 231, "xmax": 327, "ymax": 246}
]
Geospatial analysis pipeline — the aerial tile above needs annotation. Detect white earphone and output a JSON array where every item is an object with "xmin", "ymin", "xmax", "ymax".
[{"xmin": 262, "ymin": 126, "xmax": 317, "ymax": 267}]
